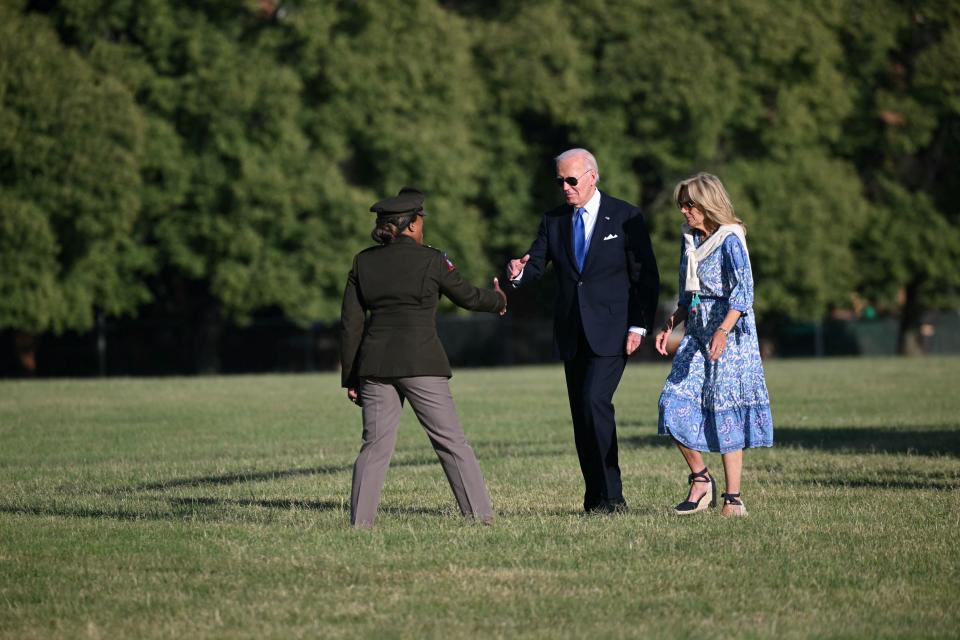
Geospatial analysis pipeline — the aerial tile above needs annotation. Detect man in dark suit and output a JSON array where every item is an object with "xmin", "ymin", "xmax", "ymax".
[{"xmin": 507, "ymin": 148, "xmax": 659, "ymax": 514}]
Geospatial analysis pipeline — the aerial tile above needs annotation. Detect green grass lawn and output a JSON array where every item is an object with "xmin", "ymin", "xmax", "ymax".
[{"xmin": 1, "ymin": 357, "xmax": 959, "ymax": 639}]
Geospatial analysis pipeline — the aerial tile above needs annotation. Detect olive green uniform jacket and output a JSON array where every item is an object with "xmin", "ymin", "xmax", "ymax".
[{"xmin": 340, "ymin": 236, "xmax": 506, "ymax": 388}]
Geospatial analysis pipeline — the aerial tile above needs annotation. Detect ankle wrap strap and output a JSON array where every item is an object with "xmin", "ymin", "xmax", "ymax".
[
  {"xmin": 722, "ymin": 492, "xmax": 742, "ymax": 505},
  {"xmin": 687, "ymin": 468, "xmax": 710, "ymax": 484}
]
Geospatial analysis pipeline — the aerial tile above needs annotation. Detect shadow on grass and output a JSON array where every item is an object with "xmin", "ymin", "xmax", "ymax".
[
  {"xmin": 796, "ymin": 476, "xmax": 960, "ymax": 491},
  {"xmin": 0, "ymin": 503, "xmax": 173, "ymax": 522},
  {"xmin": 0, "ymin": 493, "xmax": 689, "ymax": 522},
  {"xmin": 0, "ymin": 498, "xmax": 518, "ymax": 522},
  {"xmin": 0, "ymin": 499, "xmax": 343, "ymax": 522},
  {"xmin": 119, "ymin": 457, "xmax": 434, "ymax": 492},
  {"xmin": 113, "ymin": 444, "xmax": 569, "ymax": 494},
  {"xmin": 168, "ymin": 497, "xmax": 344, "ymax": 511},
  {"xmin": 621, "ymin": 426, "xmax": 960, "ymax": 457},
  {"xmin": 775, "ymin": 426, "xmax": 960, "ymax": 457},
  {"xmin": 28, "ymin": 445, "xmax": 578, "ymax": 523},
  {"xmin": 167, "ymin": 496, "xmax": 447, "ymax": 516}
]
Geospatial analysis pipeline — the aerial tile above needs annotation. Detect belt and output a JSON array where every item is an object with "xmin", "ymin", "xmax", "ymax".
[{"xmin": 367, "ymin": 312, "xmax": 435, "ymax": 329}]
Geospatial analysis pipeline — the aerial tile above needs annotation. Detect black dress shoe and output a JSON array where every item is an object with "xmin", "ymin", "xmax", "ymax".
[
  {"xmin": 586, "ymin": 499, "xmax": 629, "ymax": 515},
  {"xmin": 583, "ymin": 497, "xmax": 604, "ymax": 513},
  {"xmin": 606, "ymin": 499, "xmax": 629, "ymax": 514}
]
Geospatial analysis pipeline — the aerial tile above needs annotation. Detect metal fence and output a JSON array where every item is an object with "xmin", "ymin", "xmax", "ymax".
[{"xmin": 2, "ymin": 310, "xmax": 958, "ymax": 377}]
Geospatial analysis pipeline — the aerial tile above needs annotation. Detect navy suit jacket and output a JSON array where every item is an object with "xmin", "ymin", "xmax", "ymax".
[{"xmin": 519, "ymin": 191, "xmax": 660, "ymax": 359}]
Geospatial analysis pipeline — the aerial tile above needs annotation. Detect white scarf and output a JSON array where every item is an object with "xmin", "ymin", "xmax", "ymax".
[{"xmin": 683, "ymin": 223, "xmax": 748, "ymax": 294}]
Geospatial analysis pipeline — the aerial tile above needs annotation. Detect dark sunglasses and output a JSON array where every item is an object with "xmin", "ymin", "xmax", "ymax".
[
  {"xmin": 556, "ymin": 170, "xmax": 592, "ymax": 187},
  {"xmin": 677, "ymin": 199, "xmax": 698, "ymax": 210}
]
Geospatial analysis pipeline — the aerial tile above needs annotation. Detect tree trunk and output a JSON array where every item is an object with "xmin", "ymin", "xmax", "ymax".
[
  {"xmin": 194, "ymin": 301, "xmax": 223, "ymax": 374},
  {"xmin": 897, "ymin": 280, "xmax": 925, "ymax": 356}
]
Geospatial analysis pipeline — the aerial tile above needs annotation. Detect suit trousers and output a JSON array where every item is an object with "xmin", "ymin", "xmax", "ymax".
[
  {"xmin": 563, "ymin": 327, "xmax": 628, "ymax": 510},
  {"xmin": 350, "ymin": 376, "xmax": 494, "ymax": 528}
]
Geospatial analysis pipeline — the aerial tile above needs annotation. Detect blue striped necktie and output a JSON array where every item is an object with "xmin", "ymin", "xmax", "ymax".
[{"xmin": 573, "ymin": 207, "xmax": 587, "ymax": 271}]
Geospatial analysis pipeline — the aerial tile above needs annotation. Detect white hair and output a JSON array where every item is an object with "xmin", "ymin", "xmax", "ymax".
[{"xmin": 555, "ymin": 148, "xmax": 600, "ymax": 182}]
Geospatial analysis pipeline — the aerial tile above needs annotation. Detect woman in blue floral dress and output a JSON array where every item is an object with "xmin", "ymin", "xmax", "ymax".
[{"xmin": 654, "ymin": 173, "xmax": 773, "ymax": 518}]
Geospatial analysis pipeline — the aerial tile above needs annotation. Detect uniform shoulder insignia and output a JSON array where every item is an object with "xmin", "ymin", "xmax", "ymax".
[
  {"xmin": 425, "ymin": 245, "xmax": 456, "ymax": 271},
  {"xmin": 441, "ymin": 252, "xmax": 456, "ymax": 272}
]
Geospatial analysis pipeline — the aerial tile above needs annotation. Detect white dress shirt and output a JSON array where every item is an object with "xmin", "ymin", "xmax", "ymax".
[{"xmin": 576, "ymin": 188, "xmax": 602, "ymax": 252}]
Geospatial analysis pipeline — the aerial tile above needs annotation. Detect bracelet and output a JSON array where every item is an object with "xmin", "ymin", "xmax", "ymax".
[{"xmin": 718, "ymin": 327, "xmax": 730, "ymax": 336}]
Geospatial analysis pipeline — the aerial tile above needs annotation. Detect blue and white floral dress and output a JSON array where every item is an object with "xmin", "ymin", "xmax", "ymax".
[{"xmin": 658, "ymin": 233, "xmax": 774, "ymax": 453}]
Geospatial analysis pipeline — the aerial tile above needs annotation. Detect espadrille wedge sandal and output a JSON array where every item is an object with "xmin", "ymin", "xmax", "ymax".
[{"xmin": 674, "ymin": 468, "xmax": 716, "ymax": 515}]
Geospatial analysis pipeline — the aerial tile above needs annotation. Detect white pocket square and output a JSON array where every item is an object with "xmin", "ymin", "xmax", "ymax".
[{"xmin": 603, "ymin": 233, "xmax": 618, "ymax": 241}]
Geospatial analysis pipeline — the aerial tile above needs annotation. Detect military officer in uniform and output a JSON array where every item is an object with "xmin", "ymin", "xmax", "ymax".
[{"xmin": 340, "ymin": 187, "xmax": 507, "ymax": 528}]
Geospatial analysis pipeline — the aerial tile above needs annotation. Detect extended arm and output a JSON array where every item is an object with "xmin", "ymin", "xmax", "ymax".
[
  {"xmin": 508, "ymin": 216, "xmax": 550, "ymax": 287},
  {"xmin": 439, "ymin": 255, "xmax": 506, "ymax": 313}
]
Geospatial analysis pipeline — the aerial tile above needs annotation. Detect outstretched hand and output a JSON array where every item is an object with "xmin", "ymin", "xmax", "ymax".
[
  {"xmin": 493, "ymin": 277, "xmax": 507, "ymax": 316},
  {"xmin": 507, "ymin": 254, "xmax": 530, "ymax": 280}
]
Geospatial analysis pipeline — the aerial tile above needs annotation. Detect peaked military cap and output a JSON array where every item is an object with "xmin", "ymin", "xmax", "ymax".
[{"xmin": 370, "ymin": 186, "xmax": 427, "ymax": 217}]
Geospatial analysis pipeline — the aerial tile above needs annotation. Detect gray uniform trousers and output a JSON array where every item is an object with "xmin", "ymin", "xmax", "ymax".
[{"xmin": 350, "ymin": 376, "xmax": 494, "ymax": 528}]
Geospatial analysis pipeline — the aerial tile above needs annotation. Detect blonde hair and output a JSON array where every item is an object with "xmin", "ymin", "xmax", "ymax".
[{"xmin": 673, "ymin": 172, "xmax": 745, "ymax": 234}]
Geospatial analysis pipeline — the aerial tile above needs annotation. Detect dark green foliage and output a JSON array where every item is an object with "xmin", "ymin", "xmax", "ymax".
[
  {"xmin": 0, "ymin": 6, "xmax": 149, "ymax": 332},
  {"xmin": 836, "ymin": 0, "xmax": 960, "ymax": 351},
  {"xmin": 1, "ymin": 0, "xmax": 957, "ymax": 356}
]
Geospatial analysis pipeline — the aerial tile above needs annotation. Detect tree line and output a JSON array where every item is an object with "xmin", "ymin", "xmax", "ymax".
[{"xmin": 1, "ymin": 0, "xmax": 958, "ymax": 366}]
